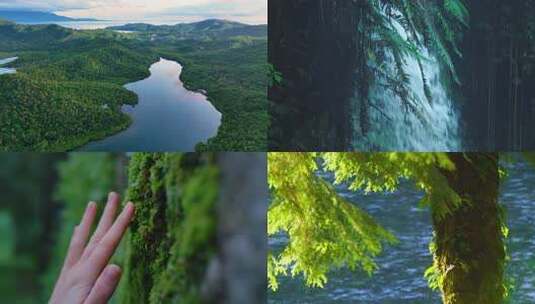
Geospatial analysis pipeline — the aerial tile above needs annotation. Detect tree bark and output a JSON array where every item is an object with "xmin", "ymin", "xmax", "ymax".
[
  {"xmin": 433, "ymin": 153, "xmax": 504, "ymax": 304},
  {"xmin": 201, "ymin": 153, "xmax": 267, "ymax": 304},
  {"xmin": 268, "ymin": 0, "xmax": 359, "ymax": 150}
]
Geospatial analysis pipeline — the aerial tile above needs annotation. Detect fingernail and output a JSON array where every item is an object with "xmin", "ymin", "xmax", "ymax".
[
  {"xmin": 127, "ymin": 202, "xmax": 134, "ymax": 214},
  {"xmin": 109, "ymin": 192, "xmax": 117, "ymax": 200},
  {"xmin": 88, "ymin": 201, "xmax": 96, "ymax": 209},
  {"xmin": 107, "ymin": 264, "xmax": 122, "ymax": 277}
]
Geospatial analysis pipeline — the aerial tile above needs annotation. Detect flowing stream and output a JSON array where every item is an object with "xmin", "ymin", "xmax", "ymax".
[
  {"xmin": 352, "ymin": 18, "xmax": 460, "ymax": 151},
  {"xmin": 0, "ymin": 57, "xmax": 18, "ymax": 75},
  {"xmin": 81, "ymin": 58, "xmax": 221, "ymax": 151},
  {"xmin": 269, "ymin": 160, "xmax": 535, "ymax": 303}
]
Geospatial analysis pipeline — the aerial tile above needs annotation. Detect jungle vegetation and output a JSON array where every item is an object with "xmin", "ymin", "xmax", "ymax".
[
  {"xmin": 0, "ymin": 19, "xmax": 267, "ymax": 151},
  {"xmin": 268, "ymin": 152, "xmax": 535, "ymax": 304},
  {"xmin": 0, "ymin": 152, "xmax": 267, "ymax": 303},
  {"xmin": 269, "ymin": 0, "xmax": 535, "ymax": 151}
]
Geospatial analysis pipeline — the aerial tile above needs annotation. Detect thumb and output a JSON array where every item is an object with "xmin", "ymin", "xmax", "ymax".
[{"xmin": 85, "ymin": 264, "xmax": 122, "ymax": 304}]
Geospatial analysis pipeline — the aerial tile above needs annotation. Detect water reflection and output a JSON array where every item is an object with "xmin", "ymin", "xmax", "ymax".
[{"xmin": 81, "ymin": 58, "xmax": 221, "ymax": 151}]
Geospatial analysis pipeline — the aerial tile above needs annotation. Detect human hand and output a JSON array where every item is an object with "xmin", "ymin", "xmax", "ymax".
[{"xmin": 49, "ymin": 192, "xmax": 135, "ymax": 304}]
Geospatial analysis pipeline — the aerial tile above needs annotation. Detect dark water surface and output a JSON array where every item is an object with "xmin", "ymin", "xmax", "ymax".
[
  {"xmin": 81, "ymin": 58, "xmax": 221, "ymax": 151},
  {"xmin": 269, "ymin": 160, "xmax": 535, "ymax": 303}
]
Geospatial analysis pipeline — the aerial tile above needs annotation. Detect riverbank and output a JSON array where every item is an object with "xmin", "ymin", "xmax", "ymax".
[
  {"xmin": 0, "ymin": 34, "xmax": 158, "ymax": 151},
  {"xmin": 155, "ymin": 38, "xmax": 267, "ymax": 151}
]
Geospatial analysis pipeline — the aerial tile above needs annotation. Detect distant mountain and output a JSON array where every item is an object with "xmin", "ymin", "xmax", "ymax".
[
  {"xmin": 0, "ymin": 10, "xmax": 98, "ymax": 23},
  {"xmin": 109, "ymin": 19, "xmax": 267, "ymax": 39}
]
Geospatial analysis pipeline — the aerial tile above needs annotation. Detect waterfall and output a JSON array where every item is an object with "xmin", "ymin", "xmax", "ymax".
[{"xmin": 351, "ymin": 18, "xmax": 461, "ymax": 151}]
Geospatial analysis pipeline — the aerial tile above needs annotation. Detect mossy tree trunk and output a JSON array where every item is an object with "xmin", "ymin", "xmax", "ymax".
[
  {"xmin": 433, "ymin": 153, "xmax": 505, "ymax": 303},
  {"xmin": 122, "ymin": 153, "xmax": 266, "ymax": 304}
]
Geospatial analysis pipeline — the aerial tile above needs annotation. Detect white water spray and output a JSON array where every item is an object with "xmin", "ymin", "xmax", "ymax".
[{"xmin": 351, "ymin": 18, "xmax": 461, "ymax": 151}]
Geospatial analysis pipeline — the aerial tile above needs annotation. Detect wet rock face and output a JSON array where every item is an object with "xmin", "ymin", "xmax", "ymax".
[{"xmin": 269, "ymin": 0, "xmax": 360, "ymax": 151}]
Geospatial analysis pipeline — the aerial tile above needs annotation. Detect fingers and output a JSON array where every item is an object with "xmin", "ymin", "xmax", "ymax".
[
  {"xmin": 63, "ymin": 202, "xmax": 97, "ymax": 269},
  {"xmin": 84, "ymin": 264, "xmax": 122, "ymax": 304},
  {"xmin": 82, "ymin": 192, "xmax": 120, "ymax": 260},
  {"xmin": 86, "ymin": 202, "xmax": 135, "ymax": 280}
]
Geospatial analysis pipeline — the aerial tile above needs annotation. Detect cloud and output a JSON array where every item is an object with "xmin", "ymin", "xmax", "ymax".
[{"xmin": 0, "ymin": 0, "xmax": 266, "ymax": 23}]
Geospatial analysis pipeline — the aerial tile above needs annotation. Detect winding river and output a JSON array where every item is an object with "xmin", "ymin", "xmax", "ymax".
[
  {"xmin": 0, "ymin": 57, "xmax": 18, "ymax": 75},
  {"xmin": 81, "ymin": 58, "xmax": 221, "ymax": 151}
]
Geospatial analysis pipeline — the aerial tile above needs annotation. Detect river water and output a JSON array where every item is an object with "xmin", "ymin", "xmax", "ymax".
[
  {"xmin": 81, "ymin": 58, "xmax": 221, "ymax": 151},
  {"xmin": 269, "ymin": 158, "xmax": 535, "ymax": 303},
  {"xmin": 0, "ymin": 57, "xmax": 18, "ymax": 75}
]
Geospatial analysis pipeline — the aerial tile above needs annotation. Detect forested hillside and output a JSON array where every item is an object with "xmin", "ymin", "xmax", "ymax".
[
  {"xmin": 0, "ymin": 20, "xmax": 267, "ymax": 151},
  {"xmin": 109, "ymin": 19, "xmax": 267, "ymax": 41},
  {"xmin": 0, "ymin": 23, "xmax": 158, "ymax": 151}
]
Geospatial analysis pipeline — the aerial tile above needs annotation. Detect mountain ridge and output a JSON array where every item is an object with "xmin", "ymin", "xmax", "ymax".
[
  {"xmin": 0, "ymin": 10, "xmax": 99, "ymax": 23},
  {"xmin": 108, "ymin": 19, "xmax": 267, "ymax": 39}
]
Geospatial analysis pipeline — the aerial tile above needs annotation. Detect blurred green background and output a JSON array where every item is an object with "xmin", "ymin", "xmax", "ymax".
[{"xmin": 0, "ymin": 153, "xmax": 127, "ymax": 303}]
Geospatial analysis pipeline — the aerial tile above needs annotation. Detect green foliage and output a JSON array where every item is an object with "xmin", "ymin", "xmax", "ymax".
[
  {"xmin": 0, "ymin": 20, "xmax": 267, "ymax": 151},
  {"xmin": 268, "ymin": 152, "xmax": 465, "ymax": 290},
  {"xmin": 0, "ymin": 23, "xmax": 159, "ymax": 151},
  {"xmin": 156, "ymin": 37, "xmax": 268, "ymax": 151},
  {"xmin": 121, "ymin": 153, "xmax": 219, "ymax": 304},
  {"xmin": 267, "ymin": 64, "xmax": 282, "ymax": 87},
  {"xmin": 364, "ymin": 0, "xmax": 468, "ymax": 110}
]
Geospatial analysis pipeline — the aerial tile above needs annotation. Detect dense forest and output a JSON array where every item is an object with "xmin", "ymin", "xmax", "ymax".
[
  {"xmin": 269, "ymin": 0, "xmax": 535, "ymax": 151},
  {"xmin": 0, "ymin": 152, "xmax": 267, "ymax": 303},
  {"xmin": 0, "ymin": 19, "xmax": 267, "ymax": 151},
  {"xmin": 268, "ymin": 152, "xmax": 535, "ymax": 303}
]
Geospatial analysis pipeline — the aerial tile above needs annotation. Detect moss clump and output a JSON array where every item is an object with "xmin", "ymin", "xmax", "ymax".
[{"xmin": 121, "ymin": 153, "xmax": 219, "ymax": 304}]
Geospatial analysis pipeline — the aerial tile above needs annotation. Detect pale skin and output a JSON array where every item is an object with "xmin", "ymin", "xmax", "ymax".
[{"xmin": 49, "ymin": 192, "xmax": 135, "ymax": 304}]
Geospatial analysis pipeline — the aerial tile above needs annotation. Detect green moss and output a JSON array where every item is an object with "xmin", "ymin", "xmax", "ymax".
[{"xmin": 121, "ymin": 153, "xmax": 219, "ymax": 304}]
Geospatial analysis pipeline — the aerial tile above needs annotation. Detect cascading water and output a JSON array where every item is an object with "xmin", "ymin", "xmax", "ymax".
[{"xmin": 351, "ymin": 17, "xmax": 461, "ymax": 151}]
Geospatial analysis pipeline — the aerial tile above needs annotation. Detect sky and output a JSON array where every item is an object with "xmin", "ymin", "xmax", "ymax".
[{"xmin": 0, "ymin": 0, "xmax": 266, "ymax": 24}]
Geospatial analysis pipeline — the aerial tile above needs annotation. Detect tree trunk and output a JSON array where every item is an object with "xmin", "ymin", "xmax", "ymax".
[
  {"xmin": 460, "ymin": 1, "xmax": 535, "ymax": 150},
  {"xmin": 122, "ymin": 153, "xmax": 266, "ymax": 304},
  {"xmin": 201, "ymin": 153, "xmax": 267, "ymax": 304},
  {"xmin": 433, "ymin": 153, "xmax": 504, "ymax": 303},
  {"xmin": 268, "ymin": 0, "xmax": 359, "ymax": 150}
]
